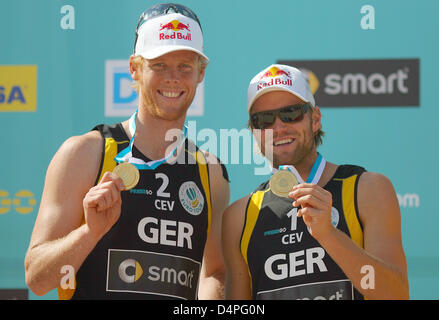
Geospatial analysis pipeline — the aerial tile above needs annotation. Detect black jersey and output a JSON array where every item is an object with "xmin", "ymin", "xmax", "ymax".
[
  {"xmin": 240, "ymin": 165, "xmax": 366, "ymax": 300},
  {"xmin": 59, "ymin": 123, "xmax": 214, "ymax": 300}
]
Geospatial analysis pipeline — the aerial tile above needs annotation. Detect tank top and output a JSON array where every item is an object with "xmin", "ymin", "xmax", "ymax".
[
  {"xmin": 59, "ymin": 123, "xmax": 213, "ymax": 300},
  {"xmin": 241, "ymin": 165, "xmax": 366, "ymax": 300}
]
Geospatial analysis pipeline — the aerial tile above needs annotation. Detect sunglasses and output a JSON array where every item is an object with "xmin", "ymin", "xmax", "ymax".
[
  {"xmin": 250, "ymin": 103, "xmax": 311, "ymax": 130},
  {"xmin": 134, "ymin": 3, "xmax": 202, "ymax": 53}
]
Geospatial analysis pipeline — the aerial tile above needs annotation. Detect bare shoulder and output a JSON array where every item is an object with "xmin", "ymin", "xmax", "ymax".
[
  {"xmin": 43, "ymin": 129, "xmax": 104, "ymax": 198},
  {"xmin": 223, "ymin": 195, "xmax": 251, "ymax": 233},
  {"xmin": 200, "ymin": 150, "xmax": 227, "ymax": 179},
  {"xmin": 357, "ymin": 171, "xmax": 400, "ymax": 224},
  {"xmin": 49, "ymin": 130, "xmax": 103, "ymax": 180},
  {"xmin": 358, "ymin": 171, "xmax": 397, "ymax": 202},
  {"xmin": 30, "ymin": 130, "xmax": 104, "ymax": 246},
  {"xmin": 200, "ymin": 150, "xmax": 230, "ymax": 200},
  {"xmin": 56, "ymin": 130, "xmax": 102, "ymax": 163}
]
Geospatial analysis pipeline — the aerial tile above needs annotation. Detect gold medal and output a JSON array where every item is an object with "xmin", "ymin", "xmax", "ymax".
[
  {"xmin": 269, "ymin": 170, "xmax": 298, "ymax": 198},
  {"xmin": 113, "ymin": 162, "xmax": 140, "ymax": 190}
]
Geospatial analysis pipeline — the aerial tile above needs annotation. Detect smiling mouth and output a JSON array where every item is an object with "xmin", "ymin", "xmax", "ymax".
[
  {"xmin": 158, "ymin": 90, "xmax": 184, "ymax": 98},
  {"xmin": 273, "ymin": 138, "xmax": 295, "ymax": 146}
]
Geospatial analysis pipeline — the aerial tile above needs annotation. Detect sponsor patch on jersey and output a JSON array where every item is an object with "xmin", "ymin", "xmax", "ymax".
[
  {"xmin": 106, "ymin": 249, "xmax": 201, "ymax": 300},
  {"xmin": 178, "ymin": 181, "xmax": 204, "ymax": 215},
  {"xmin": 331, "ymin": 207, "xmax": 340, "ymax": 227},
  {"xmin": 256, "ymin": 279, "xmax": 354, "ymax": 300}
]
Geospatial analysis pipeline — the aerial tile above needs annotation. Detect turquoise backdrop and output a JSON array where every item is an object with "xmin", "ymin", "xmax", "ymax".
[{"xmin": 0, "ymin": 0, "xmax": 437, "ymax": 299}]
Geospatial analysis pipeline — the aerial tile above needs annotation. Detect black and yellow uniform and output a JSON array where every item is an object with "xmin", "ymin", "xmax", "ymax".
[
  {"xmin": 59, "ymin": 123, "xmax": 221, "ymax": 300},
  {"xmin": 240, "ymin": 165, "xmax": 365, "ymax": 300}
]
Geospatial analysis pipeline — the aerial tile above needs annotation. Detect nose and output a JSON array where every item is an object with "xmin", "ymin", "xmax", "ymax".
[
  {"xmin": 163, "ymin": 67, "xmax": 181, "ymax": 84},
  {"xmin": 271, "ymin": 115, "xmax": 288, "ymax": 138}
]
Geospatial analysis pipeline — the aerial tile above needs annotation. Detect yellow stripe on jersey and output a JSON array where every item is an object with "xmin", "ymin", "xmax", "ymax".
[
  {"xmin": 194, "ymin": 151, "xmax": 212, "ymax": 238},
  {"xmin": 97, "ymin": 138, "xmax": 128, "ymax": 183},
  {"xmin": 339, "ymin": 175, "xmax": 364, "ymax": 248},
  {"xmin": 240, "ymin": 190, "xmax": 268, "ymax": 293},
  {"xmin": 240, "ymin": 190, "xmax": 268, "ymax": 264}
]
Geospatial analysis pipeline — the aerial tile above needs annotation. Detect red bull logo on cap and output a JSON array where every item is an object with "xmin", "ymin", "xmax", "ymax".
[
  {"xmin": 259, "ymin": 66, "xmax": 290, "ymax": 80},
  {"xmin": 159, "ymin": 19, "xmax": 191, "ymax": 41},
  {"xmin": 257, "ymin": 66, "xmax": 292, "ymax": 90}
]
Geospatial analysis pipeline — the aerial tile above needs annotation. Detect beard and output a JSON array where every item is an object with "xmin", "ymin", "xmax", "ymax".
[
  {"xmin": 270, "ymin": 120, "xmax": 316, "ymax": 168},
  {"xmin": 272, "ymin": 135, "xmax": 315, "ymax": 168},
  {"xmin": 140, "ymin": 88, "xmax": 191, "ymax": 121}
]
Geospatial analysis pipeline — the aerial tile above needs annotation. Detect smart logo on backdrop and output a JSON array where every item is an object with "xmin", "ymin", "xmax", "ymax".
[
  {"xmin": 105, "ymin": 60, "xmax": 204, "ymax": 117},
  {"xmin": 0, "ymin": 65, "xmax": 37, "ymax": 112},
  {"xmin": 277, "ymin": 59, "xmax": 419, "ymax": 107}
]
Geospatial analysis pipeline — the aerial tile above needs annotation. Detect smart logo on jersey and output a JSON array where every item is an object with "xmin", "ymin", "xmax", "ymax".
[
  {"xmin": 118, "ymin": 259, "xmax": 144, "ymax": 284},
  {"xmin": 0, "ymin": 65, "xmax": 37, "ymax": 112},
  {"xmin": 159, "ymin": 19, "xmax": 191, "ymax": 41},
  {"xmin": 107, "ymin": 249, "xmax": 200, "ymax": 299},
  {"xmin": 257, "ymin": 66, "xmax": 293, "ymax": 90},
  {"xmin": 178, "ymin": 181, "xmax": 204, "ymax": 215}
]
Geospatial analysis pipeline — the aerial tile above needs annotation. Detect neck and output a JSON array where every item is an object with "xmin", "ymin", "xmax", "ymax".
[
  {"xmin": 294, "ymin": 151, "xmax": 319, "ymax": 182},
  {"xmin": 273, "ymin": 150, "xmax": 338, "ymax": 187},
  {"xmin": 125, "ymin": 107, "xmax": 186, "ymax": 161},
  {"xmin": 273, "ymin": 149, "xmax": 319, "ymax": 183}
]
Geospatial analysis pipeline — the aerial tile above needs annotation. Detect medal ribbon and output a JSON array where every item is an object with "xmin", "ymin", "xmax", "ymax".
[
  {"xmin": 274, "ymin": 153, "xmax": 326, "ymax": 184},
  {"xmin": 114, "ymin": 110, "xmax": 188, "ymax": 170}
]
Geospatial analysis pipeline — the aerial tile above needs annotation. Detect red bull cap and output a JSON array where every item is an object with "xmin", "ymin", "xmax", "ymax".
[
  {"xmin": 135, "ymin": 12, "xmax": 208, "ymax": 61},
  {"xmin": 247, "ymin": 64, "xmax": 315, "ymax": 112}
]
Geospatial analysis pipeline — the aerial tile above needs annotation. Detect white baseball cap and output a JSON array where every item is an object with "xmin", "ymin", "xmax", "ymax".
[
  {"xmin": 134, "ymin": 7, "xmax": 208, "ymax": 61},
  {"xmin": 247, "ymin": 64, "xmax": 315, "ymax": 112}
]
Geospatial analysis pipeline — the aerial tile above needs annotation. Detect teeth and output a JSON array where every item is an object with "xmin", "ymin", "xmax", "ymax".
[
  {"xmin": 161, "ymin": 91, "xmax": 180, "ymax": 98},
  {"xmin": 274, "ymin": 138, "xmax": 293, "ymax": 146}
]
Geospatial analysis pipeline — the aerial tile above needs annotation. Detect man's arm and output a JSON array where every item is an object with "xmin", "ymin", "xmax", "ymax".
[
  {"xmin": 197, "ymin": 157, "xmax": 230, "ymax": 299},
  {"xmin": 24, "ymin": 131, "xmax": 124, "ymax": 296},
  {"xmin": 222, "ymin": 196, "xmax": 253, "ymax": 300},
  {"xmin": 292, "ymin": 172, "xmax": 409, "ymax": 299}
]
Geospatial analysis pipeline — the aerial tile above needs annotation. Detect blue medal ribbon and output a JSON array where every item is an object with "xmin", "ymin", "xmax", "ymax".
[
  {"xmin": 275, "ymin": 153, "xmax": 326, "ymax": 184},
  {"xmin": 114, "ymin": 110, "xmax": 188, "ymax": 170}
]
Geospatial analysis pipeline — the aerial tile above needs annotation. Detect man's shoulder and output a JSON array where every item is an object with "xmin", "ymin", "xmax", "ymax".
[
  {"xmin": 197, "ymin": 149, "xmax": 230, "ymax": 184},
  {"xmin": 358, "ymin": 171, "xmax": 394, "ymax": 191},
  {"xmin": 225, "ymin": 195, "xmax": 251, "ymax": 216},
  {"xmin": 60, "ymin": 130, "xmax": 103, "ymax": 156},
  {"xmin": 50, "ymin": 130, "xmax": 103, "ymax": 177},
  {"xmin": 44, "ymin": 130, "xmax": 104, "ymax": 193},
  {"xmin": 357, "ymin": 171, "xmax": 399, "ymax": 223},
  {"xmin": 223, "ymin": 195, "xmax": 251, "ymax": 229}
]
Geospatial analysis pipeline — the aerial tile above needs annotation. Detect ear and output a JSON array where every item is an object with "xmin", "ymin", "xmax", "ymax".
[
  {"xmin": 129, "ymin": 55, "xmax": 141, "ymax": 81},
  {"xmin": 312, "ymin": 106, "xmax": 322, "ymax": 134},
  {"xmin": 197, "ymin": 66, "xmax": 206, "ymax": 84}
]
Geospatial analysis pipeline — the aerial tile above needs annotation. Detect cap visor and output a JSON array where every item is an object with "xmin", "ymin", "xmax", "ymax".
[
  {"xmin": 137, "ymin": 45, "xmax": 209, "ymax": 61},
  {"xmin": 248, "ymin": 87, "xmax": 309, "ymax": 112}
]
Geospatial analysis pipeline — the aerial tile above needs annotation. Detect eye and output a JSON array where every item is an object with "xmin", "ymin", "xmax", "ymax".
[
  {"xmin": 179, "ymin": 63, "xmax": 193, "ymax": 72},
  {"xmin": 151, "ymin": 63, "xmax": 166, "ymax": 71}
]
